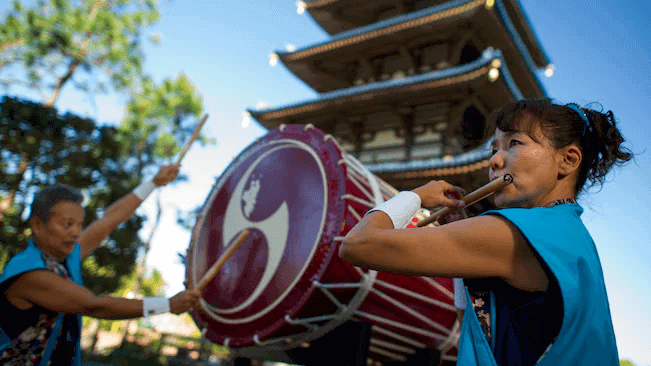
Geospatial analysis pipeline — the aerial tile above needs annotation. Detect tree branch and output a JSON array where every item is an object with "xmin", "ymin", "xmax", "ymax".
[{"xmin": 45, "ymin": 0, "xmax": 108, "ymax": 106}]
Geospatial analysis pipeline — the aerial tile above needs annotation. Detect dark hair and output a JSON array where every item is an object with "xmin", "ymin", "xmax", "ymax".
[
  {"xmin": 29, "ymin": 184, "xmax": 84, "ymax": 223},
  {"xmin": 490, "ymin": 98, "xmax": 633, "ymax": 195}
]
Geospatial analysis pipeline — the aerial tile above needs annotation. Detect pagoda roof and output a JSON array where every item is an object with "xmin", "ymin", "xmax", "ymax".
[
  {"xmin": 250, "ymin": 48, "xmax": 521, "ymax": 129},
  {"xmin": 279, "ymin": 0, "xmax": 547, "ymax": 97},
  {"xmin": 300, "ymin": 0, "xmax": 549, "ymax": 68}
]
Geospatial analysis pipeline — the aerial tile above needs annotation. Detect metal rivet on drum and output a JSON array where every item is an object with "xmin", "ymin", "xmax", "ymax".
[
  {"xmin": 279, "ymin": 124, "xmax": 286, "ymax": 132},
  {"xmin": 304, "ymin": 123, "xmax": 314, "ymax": 131},
  {"xmin": 223, "ymin": 337, "xmax": 230, "ymax": 348},
  {"xmin": 300, "ymin": 342, "xmax": 310, "ymax": 348}
]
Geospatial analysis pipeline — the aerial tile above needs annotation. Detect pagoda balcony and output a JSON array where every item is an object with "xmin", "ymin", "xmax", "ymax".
[
  {"xmin": 250, "ymin": 48, "xmax": 520, "ymax": 178},
  {"xmin": 277, "ymin": 0, "xmax": 549, "ymax": 98}
]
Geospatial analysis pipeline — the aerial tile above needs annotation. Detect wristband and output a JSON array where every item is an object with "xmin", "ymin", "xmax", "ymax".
[
  {"xmin": 132, "ymin": 180, "xmax": 156, "ymax": 201},
  {"xmin": 143, "ymin": 296, "xmax": 170, "ymax": 317},
  {"xmin": 366, "ymin": 191, "xmax": 421, "ymax": 229}
]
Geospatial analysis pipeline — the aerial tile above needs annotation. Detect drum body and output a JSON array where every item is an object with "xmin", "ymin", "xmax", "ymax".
[{"xmin": 186, "ymin": 125, "xmax": 460, "ymax": 364}]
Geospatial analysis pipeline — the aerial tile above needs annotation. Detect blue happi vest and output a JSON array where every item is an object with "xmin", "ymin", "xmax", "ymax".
[
  {"xmin": 0, "ymin": 240, "xmax": 83, "ymax": 366},
  {"xmin": 457, "ymin": 204, "xmax": 618, "ymax": 365}
]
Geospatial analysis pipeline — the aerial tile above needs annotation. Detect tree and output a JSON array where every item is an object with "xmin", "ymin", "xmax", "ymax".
[
  {"xmin": 117, "ymin": 73, "xmax": 212, "ymax": 174},
  {"xmin": 0, "ymin": 0, "xmax": 161, "ymax": 212},
  {"xmin": 0, "ymin": 0, "xmax": 160, "ymax": 106},
  {"xmin": 0, "ymin": 0, "xmax": 213, "ymax": 316}
]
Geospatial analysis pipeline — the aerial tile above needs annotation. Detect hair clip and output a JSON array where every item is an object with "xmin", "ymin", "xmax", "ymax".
[{"xmin": 566, "ymin": 103, "xmax": 591, "ymax": 136}]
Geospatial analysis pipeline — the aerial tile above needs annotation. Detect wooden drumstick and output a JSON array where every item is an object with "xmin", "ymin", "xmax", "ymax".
[
  {"xmin": 416, "ymin": 174, "xmax": 513, "ymax": 227},
  {"xmin": 176, "ymin": 114, "xmax": 209, "ymax": 166},
  {"xmin": 195, "ymin": 229, "xmax": 250, "ymax": 292}
]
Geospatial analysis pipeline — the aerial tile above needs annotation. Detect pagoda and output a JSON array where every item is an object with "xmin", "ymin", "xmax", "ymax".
[
  {"xmin": 249, "ymin": 0, "xmax": 550, "ymax": 215},
  {"xmin": 243, "ymin": 0, "xmax": 550, "ymax": 364}
]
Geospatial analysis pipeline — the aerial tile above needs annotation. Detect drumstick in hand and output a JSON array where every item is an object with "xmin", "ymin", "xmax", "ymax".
[
  {"xmin": 176, "ymin": 114, "xmax": 209, "ymax": 166},
  {"xmin": 196, "ymin": 229, "xmax": 250, "ymax": 292},
  {"xmin": 416, "ymin": 174, "xmax": 513, "ymax": 227}
]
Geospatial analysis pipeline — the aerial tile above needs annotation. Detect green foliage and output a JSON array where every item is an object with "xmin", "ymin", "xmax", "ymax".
[
  {"xmin": 0, "ymin": 1, "xmax": 213, "ymax": 299},
  {"xmin": 118, "ymin": 73, "xmax": 214, "ymax": 173},
  {"xmin": 0, "ymin": 0, "xmax": 161, "ymax": 106},
  {"xmin": 0, "ymin": 96, "xmax": 144, "ymax": 294}
]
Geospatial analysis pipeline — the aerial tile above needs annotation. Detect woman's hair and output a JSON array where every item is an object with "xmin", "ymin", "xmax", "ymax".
[
  {"xmin": 29, "ymin": 184, "xmax": 84, "ymax": 223},
  {"xmin": 489, "ymin": 98, "xmax": 633, "ymax": 195}
]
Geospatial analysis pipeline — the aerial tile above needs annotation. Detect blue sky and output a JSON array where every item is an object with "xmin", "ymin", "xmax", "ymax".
[{"xmin": 2, "ymin": 0, "xmax": 650, "ymax": 364}]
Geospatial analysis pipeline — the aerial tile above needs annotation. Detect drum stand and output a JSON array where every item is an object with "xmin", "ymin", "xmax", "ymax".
[{"xmin": 223, "ymin": 320, "xmax": 443, "ymax": 366}]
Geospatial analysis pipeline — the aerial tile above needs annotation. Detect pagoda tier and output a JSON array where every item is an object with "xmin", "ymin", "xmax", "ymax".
[
  {"xmin": 300, "ymin": 0, "xmax": 549, "ymax": 71},
  {"xmin": 278, "ymin": 0, "xmax": 547, "ymax": 99},
  {"xmin": 251, "ymin": 48, "xmax": 519, "ymax": 194}
]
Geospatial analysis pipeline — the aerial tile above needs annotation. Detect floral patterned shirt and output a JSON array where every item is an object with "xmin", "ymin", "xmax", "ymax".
[{"xmin": 0, "ymin": 253, "xmax": 73, "ymax": 365}]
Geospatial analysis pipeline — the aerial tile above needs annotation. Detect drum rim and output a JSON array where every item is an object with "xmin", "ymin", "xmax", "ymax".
[{"xmin": 186, "ymin": 125, "xmax": 349, "ymax": 345}]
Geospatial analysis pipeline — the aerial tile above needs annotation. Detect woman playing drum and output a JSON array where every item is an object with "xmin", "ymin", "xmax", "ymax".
[{"xmin": 339, "ymin": 99, "xmax": 632, "ymax": 365}]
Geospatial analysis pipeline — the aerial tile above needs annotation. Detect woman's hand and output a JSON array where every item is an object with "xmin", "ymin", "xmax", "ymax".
[
  {"xmin": 169, "ymin": 289, "xmax": 202, "ymax": 315},
  {"xmin": 153, "ymin": 164, "xmax": 180, "ymax": 186},
  {"xmin": 412, "ymin": 180, "xmax": 466, "ymax": 209}
]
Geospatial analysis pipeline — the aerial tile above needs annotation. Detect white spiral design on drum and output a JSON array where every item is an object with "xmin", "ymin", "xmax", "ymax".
[{"xmin": 194, "ymin": 139, "xmax": 328, "ymax": 324}]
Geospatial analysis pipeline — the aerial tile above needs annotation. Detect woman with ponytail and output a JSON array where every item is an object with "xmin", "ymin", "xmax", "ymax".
[{"xmin": 340, "ymin": 99, "xmax": 632, "ymax": 365}]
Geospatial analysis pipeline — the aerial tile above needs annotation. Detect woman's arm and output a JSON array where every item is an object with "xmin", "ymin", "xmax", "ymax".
[
  {"xmin": 339, "ymin": 179, "xmax": 549, "ymax": 291},
  {"xmin": 4, "ymin": 270, "xmax": 201, "ymax": 319},
  {"xmin": 78, "ymin": 165, "xmax": 179, "ymax": 258}
]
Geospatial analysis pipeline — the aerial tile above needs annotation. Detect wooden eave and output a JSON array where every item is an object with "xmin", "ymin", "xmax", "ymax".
[
  {"xmin": 251, "ymin": 49, "xmax": 521, "ymax": 132},
  {"xmin": 303, "ymin": 0, "xmax": 450, "ymax": 35},
  {"xmin": 302, "ymin": 0, "xmax": 549, "ymax": 67},
  {"xmin": 280, "ymin": 0, "xmax": 545, "ymax": 98},
  {"xmin": 499, "ymin": 0, "xmax": 549, "ymax": 67}
]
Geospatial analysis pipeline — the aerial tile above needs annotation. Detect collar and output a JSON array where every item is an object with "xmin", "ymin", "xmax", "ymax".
[{"xmin": 544, "ymin": 198, "xmax": 577, "ymax": 208}]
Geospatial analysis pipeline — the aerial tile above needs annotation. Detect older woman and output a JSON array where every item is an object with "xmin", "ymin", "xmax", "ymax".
[
  {"xmin": 0, "ymin": 165, "xmax": 201, "ymax": 366},
  {"xmin": 339, "ymin": 99, "xmax": 632, "ymax": 365}
]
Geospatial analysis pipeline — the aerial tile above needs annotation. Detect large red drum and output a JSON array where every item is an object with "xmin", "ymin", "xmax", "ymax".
[{"xmin": 185, "ymin": 124, "xmax": 461, "ymax": 364}]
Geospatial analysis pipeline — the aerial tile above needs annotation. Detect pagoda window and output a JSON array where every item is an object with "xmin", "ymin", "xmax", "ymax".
[
  {"xmin": 459, "ymin": 40, "xmax": 481, "ymax": 65},
  {"xmin": 411, "ymin": 143, "xmax": 443, "ymax": 159},
  {"xmin": 461, "ymin": 105, "xmax": 486, "ymax": 149},
  {"xmin": 382, "ymin": 53, "xmax": 410, "ymax": 79},
  {"xmin": 420, "ymin": 43, "xmax": 449, "ymax": 71},
  {"xmin": 360, "ymin": 147, "xmax": 408, "ymax": 164},
  {"xmin": 355, "ymin": 57, "xmax": 377, "ymax": 83},
  {"xmin": 414, "ymin": 129, "xmax": 442, "ymax": 144},
  {"xmin": 362, "ymin": 130, "xmax": 405, "ymax": 149}
]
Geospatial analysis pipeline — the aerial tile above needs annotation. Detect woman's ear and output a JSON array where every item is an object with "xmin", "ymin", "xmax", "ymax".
[
  {"xmin": 558, "ymin": 144, "xmax": 582, "ymax": 176},
  {"xmin": 29, "ymin": 216, "xmax": 44, "ymax": 236}
]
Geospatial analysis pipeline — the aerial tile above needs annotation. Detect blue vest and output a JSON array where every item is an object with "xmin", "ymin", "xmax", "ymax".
[
  {"xmin": 457, "ymin": 204, "xmax": 619, "ymax": 365},
  {"xmin": 0, "ymin": 240, "xmax": 83, "ymax": 366}
]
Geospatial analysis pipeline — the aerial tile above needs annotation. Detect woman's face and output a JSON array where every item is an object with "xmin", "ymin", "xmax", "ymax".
[
  {"xmin": 489, "ymin": 122, "xmax": 564, "ymax": 208},
  {"xmin": 31, "ymin": 201, "xmax": 85, "ymax": 261}
]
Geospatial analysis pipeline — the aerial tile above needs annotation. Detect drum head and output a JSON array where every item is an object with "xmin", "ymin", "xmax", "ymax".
[{"xmin": 187, "ymin": 125, "xmax": 347, "ymax": 347}]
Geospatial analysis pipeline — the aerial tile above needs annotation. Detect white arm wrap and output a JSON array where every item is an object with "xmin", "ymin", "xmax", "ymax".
[
  {"xmin": 132, "ymin": 180, "xmax": 156, "ymax": 201},
  {"xmin": 366, "ymin": 191, "xmax": 422, "ymax": 229},
  {"xmin": 143, "ymin": 296, "xmax": 170, "ymax": 317}
]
